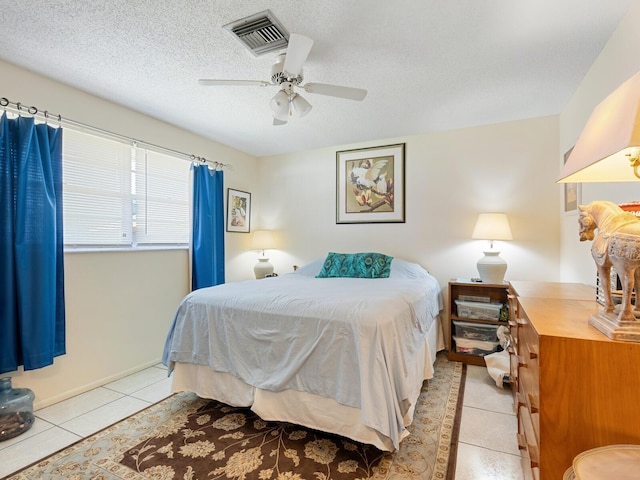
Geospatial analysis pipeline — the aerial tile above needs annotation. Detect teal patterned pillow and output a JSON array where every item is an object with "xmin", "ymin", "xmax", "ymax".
[{"xmin": 316, "ymin": 252, "xmax": 393, "ymax": 278}]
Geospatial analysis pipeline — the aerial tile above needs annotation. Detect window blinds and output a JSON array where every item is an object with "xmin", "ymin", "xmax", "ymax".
[
  {"xmin": 62, "ymin": 129, "xmax": 190, "ymax": 248},
  {"xmin": 133, "ymin": 148, "xmax": 190, "ymax": 245}
]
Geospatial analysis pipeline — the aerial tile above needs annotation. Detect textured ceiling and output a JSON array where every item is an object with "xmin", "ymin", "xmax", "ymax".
[{"xmin": 0, "ymin": 1, "xmax": 633, "ymax": 157}]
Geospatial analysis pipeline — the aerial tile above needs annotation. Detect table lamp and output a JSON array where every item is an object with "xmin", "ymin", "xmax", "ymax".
[
  {"xmin": 471, "ymin": 213, "xmax": 513, "ymax": 284},
  {"xmin": 251, "ymin": 230, "xmax": 275, "ymax": 279}
]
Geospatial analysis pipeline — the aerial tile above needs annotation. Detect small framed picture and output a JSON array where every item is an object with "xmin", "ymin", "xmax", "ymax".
[
  {"xmin": 564, "ymin": 182, "xmax": 582, "ymax": 213},
  {"xmin": 226, "ymin": 188, "xmax": 251, "ymax": 233},
  {"xmin": 336, "ymin": 143, "xmax": 406, "ymax": 224},
  {"xmin": 563, "ymin": 146, "xmax": 581, "ymax": 214}
]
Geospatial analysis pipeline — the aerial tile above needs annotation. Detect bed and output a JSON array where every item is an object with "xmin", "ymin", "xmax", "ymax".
[{"xmin": 162, "ymin": 255, "xmax": 444, "ymax": 451}]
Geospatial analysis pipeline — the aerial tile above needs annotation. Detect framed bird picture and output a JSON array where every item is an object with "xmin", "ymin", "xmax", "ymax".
[{"xmin": 336, "ymin": 143, "xmax": 405, "ymax": 224}]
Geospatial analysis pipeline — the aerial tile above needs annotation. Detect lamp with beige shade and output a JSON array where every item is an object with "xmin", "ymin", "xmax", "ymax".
[{"xmin": 471, "ymin": 213, "xmax": 512, "ymax": 284}]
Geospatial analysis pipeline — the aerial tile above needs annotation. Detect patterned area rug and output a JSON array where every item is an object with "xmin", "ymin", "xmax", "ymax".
[{"xmin": 6, "ymin": 353, "xmax": 464, "ymax": 480}]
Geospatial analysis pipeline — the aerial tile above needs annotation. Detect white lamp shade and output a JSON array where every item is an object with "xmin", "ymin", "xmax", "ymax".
[
  {"xmin": 251, "ymin": 230, "xmax": 275, "ymax": 250},
  {"xmin": 472, "ymin": 213, "xmax": 513, "ymax": 241},
  {"xmin": 558, "ymin": 70, "xmax": 640, "ymax": 183},
  {"xmin": 270, "ymin": 90, "xmax": 289, "ymax": 121},
  {"xmin": 292, "ymin": 94, "xmax": 312, "ymax": 117}
]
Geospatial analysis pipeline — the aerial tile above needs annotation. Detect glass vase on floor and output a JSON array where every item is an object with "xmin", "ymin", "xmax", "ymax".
[{"xmin": 0, "ymin": 377, "xmax": 35, "ymax": 441}]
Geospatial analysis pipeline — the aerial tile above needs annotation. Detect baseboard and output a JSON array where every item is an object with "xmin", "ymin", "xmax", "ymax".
[{"xmin": 33, "ymin": 358, "xmax": 164, "ymax": 410}]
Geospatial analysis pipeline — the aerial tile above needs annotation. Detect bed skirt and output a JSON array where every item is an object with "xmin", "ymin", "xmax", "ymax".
[{"xmin": 170, "ymin": 315, "xmax": 444, "ymax": 451}]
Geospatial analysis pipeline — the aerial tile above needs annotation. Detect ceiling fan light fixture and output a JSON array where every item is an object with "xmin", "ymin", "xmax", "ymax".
[
  {"xmin": 292, "ymin": 93, "xmax": 312, "ymax": 117},
  {"xmin": 270, "ymin": 90, "xmax": 289, "ymax": 120}
]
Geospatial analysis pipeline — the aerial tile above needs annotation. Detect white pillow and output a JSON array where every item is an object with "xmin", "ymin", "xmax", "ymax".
[
  {"xmin": 294, "ymin": 256, "xmax": 430, "ymax": 279},
  {"xmin": 292, "ymin": 258, "xmax": 325, "ymax": 277},
  {"xmin": 389, "ymin": 258, "xmax": 431, "ymax": 279}
]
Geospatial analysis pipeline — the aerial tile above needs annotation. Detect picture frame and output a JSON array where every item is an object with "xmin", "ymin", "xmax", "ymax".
[
  {"xmin": 563, "ymin": 146, "xmax": 581, "ymax": 214},
  {"xmin": 226, "ymin": 188, "xmax": 251, "ymax": 233},
  {"xmin": 564, "ymin": 182, "xmax": 582, "ymax": 214},
  {"xmin": 336, "ymin": 143, "xmax": 405, "ymax": 224}
]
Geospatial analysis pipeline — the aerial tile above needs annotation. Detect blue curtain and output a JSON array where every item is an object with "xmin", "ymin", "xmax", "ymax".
[
  {"xmin": 191, "ymin": 164, "xmax": 225, "ymax": 289},
  {"xmin": 0, "ymin": 113, "xmax": 66, "ymax": 374}
]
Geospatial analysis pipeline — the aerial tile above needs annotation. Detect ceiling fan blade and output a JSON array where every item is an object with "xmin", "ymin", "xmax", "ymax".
[
  {"xmin": 198, "ymin": 79, "xmax": 271, "ymax": 87},
  {"xmin": 283, "ymin": 33, "xmax": 314, "ymax": 76},
  {"xmin": 303, "ymin": 83, "xmax": 367, "ymax": 101},
  {"xmin": 273, "ymin": 117, "xmax": 287, "ymax": 126}
]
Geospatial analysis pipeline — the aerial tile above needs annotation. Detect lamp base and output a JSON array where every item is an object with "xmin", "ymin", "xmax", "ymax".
[
  {"xmin": 476, "ymin": 250, "xmax": 507, "ymax": 284},
  {"xmin": 254, "ymin": 258, "xmax": 274, "ymax": 279},
  {"xmin": 589, "ymin": 310, "xmax": 640, "ymax": 342}
]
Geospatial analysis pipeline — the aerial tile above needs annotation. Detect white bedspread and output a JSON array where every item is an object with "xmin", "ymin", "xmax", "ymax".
[{"xmin": 163, "ymin": 261, "xmax": 442, "ymax": 449}]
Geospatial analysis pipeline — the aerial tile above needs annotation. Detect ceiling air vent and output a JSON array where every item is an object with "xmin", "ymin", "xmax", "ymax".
[{"xmin": 223, "ymin": 10, "xmax": 289, "ymax": 57}]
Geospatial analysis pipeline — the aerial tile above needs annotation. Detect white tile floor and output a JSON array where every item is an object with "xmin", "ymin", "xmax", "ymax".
[
  {"xmin": 455, "ymin": 364, "xmax": 524, "ymax": 480},
  {"xmin": 0, "ymin": 364, "xmax": 174, "ymax": 479},
  {"xmin": 0, "ymin": 362, "xmax": 523, "ymax": 479}
]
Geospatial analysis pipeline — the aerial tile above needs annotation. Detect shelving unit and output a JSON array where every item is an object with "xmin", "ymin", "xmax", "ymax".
[{"xmin": 448, "ymin": 279, "xmax": 509, "ymax": 366}]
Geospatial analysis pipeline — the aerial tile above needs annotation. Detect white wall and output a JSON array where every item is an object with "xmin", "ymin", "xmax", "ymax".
[
  {"xmin": 1, "ymin": 60, "xmax": 259, "ymax": 408},
  {"xmin": 559, "ymin": 0, "xmax": 640, "ymax": 284},
  {"xmin": 17, "ymin": 250, "xmax": 189, "ymax": 408},
  {"xmin": 257, "ymin": 115, "xmax": 561, "ymax": 295}
]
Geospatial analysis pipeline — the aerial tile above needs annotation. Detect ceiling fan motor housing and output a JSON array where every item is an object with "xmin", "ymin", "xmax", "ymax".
[{"xmin": 271, "ymin": 53, "xmax": 303, "ymax": 85}]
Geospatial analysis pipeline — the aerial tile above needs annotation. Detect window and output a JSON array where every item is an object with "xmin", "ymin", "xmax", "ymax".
[
  {"xmin": 62, "ymin": 129, "xmax": 190, "ymax": 248},
  {"xmin": 132, "ymin": 149, "xmax": 190, "ymax": 245}
]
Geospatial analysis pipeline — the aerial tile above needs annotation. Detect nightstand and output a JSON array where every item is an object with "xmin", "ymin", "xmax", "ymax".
[{"xmin": 448, "ymin": 279, "xmax": 509, "ymax": 366}]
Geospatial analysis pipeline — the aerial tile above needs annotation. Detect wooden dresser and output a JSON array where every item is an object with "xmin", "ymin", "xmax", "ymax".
[{"xmin": 508, "ymin": 281, "xmax": 640, "ymax": 480}]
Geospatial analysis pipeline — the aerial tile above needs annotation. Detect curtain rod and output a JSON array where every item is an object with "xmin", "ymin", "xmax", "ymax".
[{"xmin": 0, "ymin": 97, "xmax": 230, "ymax": 169}]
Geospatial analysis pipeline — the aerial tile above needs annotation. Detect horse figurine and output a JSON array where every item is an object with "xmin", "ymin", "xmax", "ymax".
[{"xmin": 578, "ymin": 200, "xmax": 640, "ymax": 326}]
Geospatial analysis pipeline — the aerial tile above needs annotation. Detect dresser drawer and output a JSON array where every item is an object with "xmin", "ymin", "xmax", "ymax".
[
  {"xmin": 518, "ymin": 313, "xmax": 539, "ymax": 363},
  {"xmin": 508, "ymin": 342, "xmax": 519, "ymax": 399},
  {"xmin": 507, "ymin": 297, "xmax": 519, "ymax": 399},
  {"xmin": 518, "ymin": 344, "xmax": 539, "ymax": 405},
  {"xmin": 520, "ymin": 456, "xmax": 537, "ymax": 480},
  {"xmin": 519, "ymin": 405, "xmax": 540, "ymax": 471}
]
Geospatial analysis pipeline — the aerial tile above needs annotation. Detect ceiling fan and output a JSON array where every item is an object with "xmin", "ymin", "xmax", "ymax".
[{"xmin": 198, "ymin": 33, "xmax": 367, "ymax": 125}]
